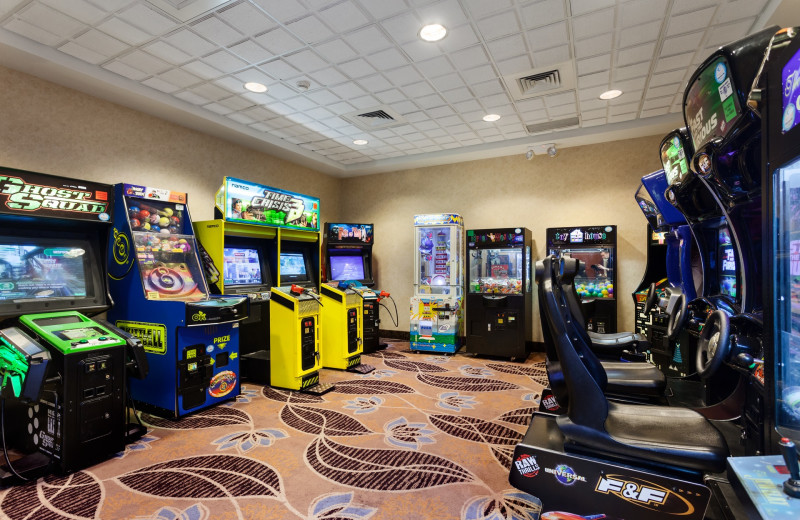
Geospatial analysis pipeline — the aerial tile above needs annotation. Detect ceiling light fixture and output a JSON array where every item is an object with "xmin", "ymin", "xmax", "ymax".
[
  {"xmin": 419, "ymin": 23, "xmax": 447, "ymax": 42},
  {"xmin": 353, "ymin": 139, "xmax": 368, "ymax": 146},
  {"xmin": 483, "ymin": 114, "xmax": 501, "ymax": 122},
  {"xmin": 244, "ymin": 82, "xmax": 268, "ymax": 93},
  {"xmin": 599, "ymin": 89, "xmax": 622, "ymax": 100}
]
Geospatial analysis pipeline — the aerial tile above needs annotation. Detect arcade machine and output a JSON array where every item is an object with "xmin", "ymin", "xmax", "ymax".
[
  {"xmin": 0, "ymin": 167, "xmax": 146, "ymax": 482},
  {"xmin": 323, "ymin": 223, "xmax": 390, "ymax": 355},
  {"xmin": 465, "ymin": 227, "xmax": 533, "ymax": 360},
  {"xmin": 194, "ymin": 177, "xmax": 281, "ymax": 385},
  {"xmin": 546, "ymin": 226, "xmax": 617, "ymax": 333},
  {"xmin": 410, "ymin": 214, "xmax": 464, "ymax": 354},
  {"xmin": 107, "ymin": 183, "xmax": 248, "ymax": 418}
]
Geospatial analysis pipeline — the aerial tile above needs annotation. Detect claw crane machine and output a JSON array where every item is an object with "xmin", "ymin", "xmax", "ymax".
[{"xmin": 410, "ymin": 214, "xmax": 464, "ymax": 354}]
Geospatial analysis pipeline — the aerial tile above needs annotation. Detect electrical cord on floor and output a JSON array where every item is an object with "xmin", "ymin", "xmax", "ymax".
[{"xmin": 1, "ymin": 397, "xmax": 28, "ymax": 482}]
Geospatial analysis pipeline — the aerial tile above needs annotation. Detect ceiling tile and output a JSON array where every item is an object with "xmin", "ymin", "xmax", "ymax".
[
  {"xmin": 613, "ymin": 76, "xmax": 646, "ymax": 92},
  {"xmin": 234, "ymin": 67, "xmax": 273, "ymax": 85},
  {"xmin": 251, "ymin": 0, "xmax": 308, "ymax": 23},
  {"xmin": 519, "ymin": 0, "xmax": 565, "ymax": 29},
  {"xmin": 548, "ymin": 104, "xmax": 577, "ymax": 117},
  {"xmin": 581, "ymin": 108, "xmax": 608, "ymax": 120},
  {"xmin": 15, "ymin": 3, "xmax": 84, "ymax": 39},
  {"xmin": 161, "ymin": 67, "xmax": 203, "ymax": 88},
  {"xmin": 338, "ymin": 57, "xmax": 377, "ymax": 78},
  {"xmin": 190, "ymin": 15, "xmax": 242, "ymax": 47},
  {"xmin": 163, "ymin": 29, "xmax": 217, "ymax": 57},
  {"xmin": 357, "ymin": 74, "xmax": 393, "ymax": 92},
  {"xmin": 173, "ymin": 90, "xmax": 210, "ymax": 105},
  {"xmin": 616, "ymin": 42, "xmax": 656, "ymax": 67},
  {"xmin": 356, "ymin": 0, "xmax": 409, "ymax": 20},
  {"xmin": 3, "ymin": 18, "xmax": 64, "ymax": 46},
  {"xmin": 344, "ymin": 24, "xmax": 394, "ymax": 54},
  {"xmin": 463, "ymin": 0, "xmax": 513, "ymax": 18},
  {"xmin": 415, "ymin": 93, "xmax": 446, "ymax": 108},
  {"xmin": 532, "ymin": 45, "xmax": 570, "ymax": 68},
  {"xmin": 646, "ymin": 83, "xmax": 682, "ymax": 99},
  {"xmin": 417, "ymin": 0, "xmax": 468, "ymax": 27},
  {"xmin": 320, "ymin": 1, "xmax": 370, "ymax": 33},
  {"xmin": 618, "ymin": 20, "xmax": 661, "ymax": 48},
  {"xmin": 415, "ymin": 55, "xmax": 455, "ymax": 78},
  {"xmin": 571, "ymin": 8, "xmax": 613, "ymax": 40},
  {"xmin": 228, "ymin": 39, "xmax": 272, "ymax": 64},
  {"xmin": 714, "ymin": 0, "xmax": 766, "ymax": 24},
  {"xmin": 284, "ymin": 49, "xmax": 328, "ymax": 73},
  {"xmin": 189, "ymin": 82, "xmax": 233, "ymax": 101},
  {"xmin": 309, "ymin": 67, "xmax": 348, "ymax": 86},
  {"xmin": 75, "ymin": 29, "xmax": 129, "ymax": 58},
  {"xmin": 649, "ymin": 69, "xmax": 685, "ymax": 87},
  {"xmin": 260, "ymin": 58, "xmax": 300, "ymax": 80},
  {"xmin": 118, "ymin": 49, "xmax": 171, "ymax": 75},
  {"xmin": 313, "ymin": 39, "xmax": 358, "ymax": 62},
  {"xmin": 217, "ymin": 2, "xmax": 277, "ymax": 36},
  {"xmin": 306, "ymin": 88, "xmax": 341, "ymax": 104},
  {"xmin": 578, "ymin": 70, "xmax": 610, "ymax": 88},
  {"xmin": 545, "ymin": 91, "xmax": 577, "ymax": 107},
  {"xmin": 527, "ymin": 21, "xmax": 569, "ymax": 50},
  {"xmin": 570, "ymin": 0, "xmax": 614, "ymax": 16},
  {"xmin": 441, "ymin": 87, "xmax": 472, "ymax": 103},
  {"xmin": 666, "ymin": 7, "xmax": 716, "ymax": 37},
  {"xmin": 41, "ymin": 0, "xmax": 106, "ymax": 25},
  {"xmin": 577, "ymin": 54, "xmax": 610, "ymax": 76},
  {"xmin": 286, "ymin": 14, "xmax": 334, "ymax": 44},
  {"xmin": 449, "ymin": 45, "xmax": 490, "ymax": 70},
  {"xmin": 641, "ymin": 106, "xmax": 670, "ymax": 117},
  {"xmin": 481, "ymin": 92, "xmax": 511, "ymax": 108},
  {"xmin": 254, "ymin": 27, "xmax": 304, "ymax": 55},
  {"xmin": 476, "ymin": 10, "xmax": 520, "ymax": 41},
  {"xmin": 202, "ymin": 50, "xmax": 247, "ymax": 73},
  {"xmin": 365, "ymin": 47, "xmax": 409, "ymax": 71},
  {"xmin": 402, "ymin": 39, "xmax": 444, "ymax": 61},
  {"xmin": 60, "ymin": 41, "xmax": 108, "ymax": 64},
  {"xmin": 116, "ymin": 4, "xmax": 177, "ymax": 35},
  {"xmin": 471, "ymin": 79, "xmax": 505, "ymax": 97},
  {"xmin": 614, "ymin": 61, "xmax": 650, "ymax": 80},
  {"xmin": 619, "ymin": 0, "xmax": 667, "ymax": 27},
  {"xmin": 654, "ymin": 52, "xmax": 694, "ymax": 73},
  {"xmin": 661, "ymin": 31, "xmax": 704, "ymax": 57},
  {"xmin": 496, "ymin": 55, "xmax": 533, "ymax": 75},
  {"xmin": 486, "ymin": 34, "xmax": 527, "ymax": 62},
  {"xmin": 672, "ymin": 0, "xmax": 720, "ymax": 14},
  {"xmin": 330, "ymin": 81, "xmax": 367, "ymax": 99},
  {"xmin": 706, "ymin": 19, "xmax": 754, "ymax": 47},
  {"xmin": 642, "ymin": 96, "xmax": 673, "ymax": 110},
  {"xmin": 574, "ymin": 33, "xmax": 613, "ymax": 59},
  {"xmin": 380, "ymin": 12, "xmax": 421, "ymax": 45},
  {"xmin": 142, "ymin": 76, "xmax": 180, "ymax": 93},
  {"xmin": 461, "ymin": 63, "xmax": 497, "ymax": 85},
  {"xmin": 437, "ymin": 23, "xmax": 480, "ymax": 53},
  {"xmin": 384, "ymin": 65, "xmax": 424, "ymax": 86},
  {"xmin": 430, "ymin": 72, "xmax": 465, "ymax": 91}
]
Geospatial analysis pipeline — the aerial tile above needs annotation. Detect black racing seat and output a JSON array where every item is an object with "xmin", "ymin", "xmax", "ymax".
[
  {"xmin": 539, "ymin": 256, "xmax": 728, "ymax": 474},
  {"xmin": 560, "ymin": 258, "xmax": 650, "ymax": 357},
  {"xmin": 554, "ymin": 258, "xmax": 666, "ymax": 399}
]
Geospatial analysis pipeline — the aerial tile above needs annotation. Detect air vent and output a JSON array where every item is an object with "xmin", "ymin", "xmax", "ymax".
[
  {"xmin": 525, "ymin": 117, "xmax": 580, "ymax": 135},
  {"xmin": 342, "ymin": 106, "xmax": 406, "ymax": 131},
  {"xmin": 503, "ymin": 61, "xmax": 576, "ymax": 101}
]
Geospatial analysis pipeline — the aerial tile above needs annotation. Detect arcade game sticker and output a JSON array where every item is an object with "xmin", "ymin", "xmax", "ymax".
[
  {"xmin": 0, "ymin": 167, "xmax": 112, "ymax": 221},
  {"xmin": 781, "ymin": 46, "xmax": 800, "ymax": 134},
  {"xmin": 218, "ymin": 177, "xmax": 320, "ymax": 232},
  {"xmin": 123, "ymin": 184, "xmax": 187, "ymax": 204}
]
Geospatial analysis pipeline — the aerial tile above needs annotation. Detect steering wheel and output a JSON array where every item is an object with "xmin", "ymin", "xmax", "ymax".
[
  {"xmin": 644, "ymin": 283, "xmax": 658, "ymax": 314},
  {"xmin": 666, "ymin": 292, "xmax": 688, "ymax": 340},
  {"xmin": 696, "ymin": 310, "xmax": 731, "ymax": 378}
]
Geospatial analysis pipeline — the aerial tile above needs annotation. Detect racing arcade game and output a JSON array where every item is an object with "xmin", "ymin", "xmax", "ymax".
[
  {"xmin": 194, "ymin": 177, "xmax": 281, "ymax": 385},
  {"xmin": 547, "ymin": 226, "xmax": 617, "ymax": 333},
  {"xmin": 410, "ymin": 214, "xmax": 464, "ymax": 354},
  {"xmin": 0, "ymin": 168, "xmax": 146, "ymax": 482},
  {"xmin": 465, "ymin": 227, "xmax": 532, "ymax": 360},
  {"xmin": 324, "ymin": 223, "xmax": 388, "ymax": 354},
  {"xmin": 108, "ymin": 184, "xmax": 247, "ymax": 419}
]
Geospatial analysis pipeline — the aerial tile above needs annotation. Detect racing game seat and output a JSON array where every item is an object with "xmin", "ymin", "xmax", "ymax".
[
  {"xmin": 560, "ymin": 258, "xmax": 650, "ymax": 357},
  {"xmin": 540, "ymin": 256, "xmax": 728, "ymax": 475}
]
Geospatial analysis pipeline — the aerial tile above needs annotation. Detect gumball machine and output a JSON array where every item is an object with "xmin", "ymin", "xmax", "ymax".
[{"xmin": 107, "ymin": 184, "xmax": 248, "ymax": 418}]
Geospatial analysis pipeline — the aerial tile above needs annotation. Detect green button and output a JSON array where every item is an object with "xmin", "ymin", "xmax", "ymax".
[
  {"xmin": 99, "ymin": 337, "xmax": 107, "ymax": 341},
  {"xmin": 79, "ymin": 339, "xmax": 89, "ymax": 344}
]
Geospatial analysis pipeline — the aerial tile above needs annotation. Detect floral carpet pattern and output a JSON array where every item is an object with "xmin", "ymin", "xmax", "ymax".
[{"xmin": 0, "ymin": 341, "xmax": 546, "ymax": 520}]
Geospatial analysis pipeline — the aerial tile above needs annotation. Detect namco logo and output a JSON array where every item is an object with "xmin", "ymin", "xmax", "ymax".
[
  {"xmin": 514, "ymin": 454, "xmax": 540, "ymax": 478},
  {"xmin": 595, "ymin": 475, "xmax": 696, "ymax": 515}
]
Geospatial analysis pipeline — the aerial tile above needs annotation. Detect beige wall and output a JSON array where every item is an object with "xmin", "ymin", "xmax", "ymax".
[
  {"xmin": 340, "ymin": 137, "xmax": 664, "ymax": 341},
  {"xmin": 0, "ymin": 65, "xmax": 342, "ymax": 223},
  {"xmin": 1, "ymin": 64, "xmax": 664, "ymax": 341}
]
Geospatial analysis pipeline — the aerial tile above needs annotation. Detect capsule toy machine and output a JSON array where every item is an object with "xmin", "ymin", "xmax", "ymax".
[
  {"xmin": 0, "ymin": 167, "xmax": 147, "ymax": 483},
  {"xmin": 410, "ymin": 213, "xmax": 464, "ymax": 354},
  {"xmin": 547, "ymin": 225, "xmax": 617, "ymax": 333},
  {"xmin": 194, "ymin": 177, "xmax": 280, "ymax": 385},
  {"xmin": 107, "ymin": 184, "xmax": 248, "ymax": 418},
  {"xmin": 465, "ymin": 228, "xmax": 533, "ymax": 360},
  {"xmin": 324, "ymin": 222, "xmax": 390, "ymax": 355}
]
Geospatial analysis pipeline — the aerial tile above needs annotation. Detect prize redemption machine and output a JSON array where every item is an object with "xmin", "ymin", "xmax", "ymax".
[
  {"xmin": 410, "ymin": 214, "xmax": 464, "ymax": 354},
  {"xmin": 107, "ymin": 184, "xmax": 248, "ymax": 419},
  {"xmin": 546, "ymin": 226, "xmax": 617, "ymax": 333},
  {"xmin": 0, "ymin": 168, "xmax": 147, "ymax": 483},
  {"xmin": 465, "ymin": 228, "xmax": 533, "ymax": 360}
]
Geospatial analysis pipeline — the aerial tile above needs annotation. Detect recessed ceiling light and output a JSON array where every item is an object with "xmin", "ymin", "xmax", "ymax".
[
  {"xmin": 353, "ymin": 139, "xmax": 368, "ymax": 146},
  {"xmin": 244, "ymin": 82, "xmax": 268, "ymax": 93},
  {"xmin": 419, "ymin": 23, "xmax": 447, "ymax": 42},
  {"xmin": 483, "ymin": 114, "xmax": 501, "ymax": 122},
  {"xmin": 599, "ymin": 89, "xmax": 622, "ymax": 100}
]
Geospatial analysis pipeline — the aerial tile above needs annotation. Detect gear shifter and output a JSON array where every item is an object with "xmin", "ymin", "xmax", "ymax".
[{"xmin": 779, "ymin": 437, "xmax": 800, "ymax": 498}]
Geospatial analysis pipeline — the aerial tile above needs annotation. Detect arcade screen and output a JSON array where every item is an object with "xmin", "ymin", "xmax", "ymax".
[
  {"xmin": 468, "ymin": 248, "xmax": 523, "ymax": 294},
  {"xmin": 280, "ymin": 252, "xmax": 308, "ymax": 281},
  {"xmin": 418, "ymin": 226, "xmax": 451, "ymax": 288},
  {"xmin": 223, "ymin": 247, "xmax": 263, "ymax": 286},
  {"xmin": 718, "ymin": 228, "xmax": 737, "ymax": 298},
  {"xmin": 774, "ymin": 156, "xmax": 800, "ymax": 440},
  {"xmin": 635, "ymin": 183, "xmax": 661, "ymax": 231},
  {"xmin": 552, "ymin": 247, "xmax": 615, "ymax": 300},
  {"xmin": 329, "ymin": 255, "xmax": 365, "ymax": 281},
  {"xmin": 685, "ymin": 57, "xmax": 743, "ymax": 150},
  {"xmin": 661, "ymin": 134, "xmax": 690, "ymax": 184},
  {"xmin": 0, "ymin": 243, "xmax": 88, "ymax": 301},
  {"xmin": 133, "ymin": 232, "xmax": 207, "ymax": 301},
  {"xmin": 781, "ymin": 47, "xmax": 800, "ymax": 134}
]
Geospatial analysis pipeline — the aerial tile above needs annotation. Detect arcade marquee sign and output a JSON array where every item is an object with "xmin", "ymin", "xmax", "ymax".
[
  {"xmin": 216, "ymin": 176, "xmax": 320, "ymax": 232},
  {"xmin": 0, "ymin": 167, "xmax": 112, "ymax": 222}
]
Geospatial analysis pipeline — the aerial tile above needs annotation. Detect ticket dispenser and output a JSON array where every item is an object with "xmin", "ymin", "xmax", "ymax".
[{"xmin": 319, "ymin": 282, "xmax": 374, "ymax": 373}]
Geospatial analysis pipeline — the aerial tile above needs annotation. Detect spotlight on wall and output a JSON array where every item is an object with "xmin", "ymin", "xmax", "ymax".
[
  {"xmin": 547, "ymin": 144, "xmax": 558, "ymax": 158},
  {"xmin": 525, "ymin": 149, "xmax": 534, "ymax": 160}
]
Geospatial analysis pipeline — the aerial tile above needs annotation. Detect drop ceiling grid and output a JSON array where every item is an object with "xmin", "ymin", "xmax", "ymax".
[{"xmin": 0, "ymin": 0, "xmax": 780, "ymax": 168}]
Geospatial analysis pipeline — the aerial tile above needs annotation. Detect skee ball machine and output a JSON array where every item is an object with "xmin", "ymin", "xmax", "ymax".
[
  {"xmin": 410, "ymin": 213, "xmax": 464, "ymax": 354},
  {"xmin": 324, "ymin": 222, "xmax": 388, "ymax": 354},
  {"xmin": 465, "ymin": 227, "xmax": 533, "ymax": 360},
  {"xmin": 195, "ymin": 177, "xmax": 280, "ymax": 385},
  {"xmin": 108, "ymin": 184, "xmax": 248, "ymax": 418},
  {"xmin": 0, "ymin": 167, "xmax": 147, "ymax": 481}
]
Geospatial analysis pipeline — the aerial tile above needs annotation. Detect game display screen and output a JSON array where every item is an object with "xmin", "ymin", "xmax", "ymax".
[
  {"xmin": 468, "ymin": 248, "xmax": 523, "ymax": 294},
  {"xmin": 0, "ymin": 243, "xmax": 88, "ymax": 301},
  {"xmin": 133, "ymin": 232, "xmax": 207, "ymax": 301},
  {"xmin": 280, "ymin": 252, "xmax": 307, "ymax": 279},
  {"xmin": 223, "ymin": 247, "xmax": 263, "ymax": 286},
  {"xmin": 661, "ymin": 134, "xmax": 690, "ymax": 184},
  {"xmin": 329, "ymin": 255, "xmax": 365, "ymax": 281},
  {"xmin": 418, "ymin": 226, "xmax": 451, "ymax": 287},
  {"xmin": 685, "ymin": 57, "xmax": 743, "ymax": 150},
  {"xmin": 781, "ymin": 47, "xmax": 800, "ymax": 134},
  {"xmin": 552, "ymin": 247, "xmax": 615, "ymax": 300},
  {"xmin": 718, "ymin": 228, "xmax": 737, "ymax": 298}
]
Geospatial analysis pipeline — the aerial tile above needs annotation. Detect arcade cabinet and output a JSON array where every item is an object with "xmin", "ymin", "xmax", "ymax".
[
  {"xmin": 546, "ymin": 226, "xmax": 617, "ymax": 333},
  {"xmin": 465, "ymin": 228, "xmax": 533, "ymax": 360},
  {"xmin": 107, "ymin": 183, "xmax": 248, "ymax": 418},
  {"xmin": 323, "ymin": 223, "xmax": 387, "ymax": 354},
  {"xmin": 410, "ymin": 214, "xmax": 464, "ymax": 354},
  {"xmin": 0, "ymin": 168, "xmax": 146, "ymax": 481},
  {"xmin": 194, "ymin": 177, "xmax": 281, "ymax": 385}
]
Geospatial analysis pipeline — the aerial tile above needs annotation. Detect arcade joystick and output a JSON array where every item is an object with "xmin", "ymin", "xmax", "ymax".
[
  {"xmin": 378, "ymin": 290, "xmax": 390, "ymax": 301},
  {"xmin": 779, "ymin": 437, "xmax": 800, "ymax": 498},
  {"xmin": 290, "ymin": 284, "xmax": 304, "ymax": 296}
]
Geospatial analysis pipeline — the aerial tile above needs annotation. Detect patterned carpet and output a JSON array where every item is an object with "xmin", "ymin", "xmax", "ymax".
[{"xmin": 0, "ymin": 341, "xmax": 547, "ymax": 520}]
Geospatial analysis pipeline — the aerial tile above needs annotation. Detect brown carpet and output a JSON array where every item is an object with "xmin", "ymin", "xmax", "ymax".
[{"xmin": 0, "ymin": 341, "xmax": 546, "ymax": 520}]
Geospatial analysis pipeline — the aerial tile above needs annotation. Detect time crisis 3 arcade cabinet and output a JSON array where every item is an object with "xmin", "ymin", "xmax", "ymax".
[
  {"xmin": 194, "ymin": 177, "xmax": 281, "ymax": 385},
  {"xmin": 547, "ymin": 225, "xmax": 617, "ymax": 333},
  {"xmin": 0, "ymin": 167, "xmax": 147, "ymax": 482},
  {"xmin": 410, "ymin": 214, "xmax": 464, "ymax": 354},
  {"xmin": 108, "ymin": 183, "xmax": 247, "ymax": 418},
  {"xmin": 324, "ymin": 223, "xmax": 389, "ymax": 355},
  {"xmin": 465, "ymin": 228, "xmax": 533, "ymax": 360}
]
